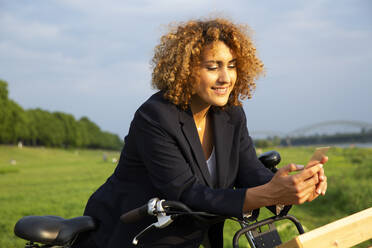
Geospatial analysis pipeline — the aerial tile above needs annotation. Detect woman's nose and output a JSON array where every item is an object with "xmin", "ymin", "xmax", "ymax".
[{"xmin": 218, "ymin": 68, "xmax": 230, "ymax": 84}]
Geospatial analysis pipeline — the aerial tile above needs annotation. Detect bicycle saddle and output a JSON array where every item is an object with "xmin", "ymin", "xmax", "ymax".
[{"xmin": 14, "ymin": 215, "xmax": 96, "ymax": 245}]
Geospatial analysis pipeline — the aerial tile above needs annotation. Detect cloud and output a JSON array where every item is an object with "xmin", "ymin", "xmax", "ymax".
[
  {"xmin": 59, "ymin": 0, "xmax": 209, "ymax": 15},
  {"xmin": 1, "ymin": 14, "xmax": 59, "ymax": 40},
  {"xmin": 1, "ymin": 0, "xmax": 371, "ymax": 137}
]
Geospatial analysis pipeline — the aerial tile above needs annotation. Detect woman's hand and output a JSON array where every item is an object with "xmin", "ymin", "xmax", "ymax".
[
  {"xmin": 266, "ymin": 160, "xmax": 326, "ymax": 205},
  {"xmin": 305, "ymin": 156, "xmax": 328, "ymax": 201},
  {"xmin": 243, "ymin": 156, "xmax": 328, "ymax": 213}
]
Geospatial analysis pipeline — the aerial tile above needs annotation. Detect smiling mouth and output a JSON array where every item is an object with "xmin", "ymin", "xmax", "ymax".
[{"xmin": 211, "ymin": 86, "xmax": 229, "ymax": 95}]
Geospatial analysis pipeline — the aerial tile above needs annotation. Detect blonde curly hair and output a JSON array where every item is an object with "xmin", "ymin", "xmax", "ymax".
[{"xmin": 151, "ymin": 18, "xmax": 264, "ymax": 109}]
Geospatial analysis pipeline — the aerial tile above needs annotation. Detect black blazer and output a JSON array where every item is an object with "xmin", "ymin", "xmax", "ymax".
[{"xmin": 83, "ymin": 91, "xmax": 277, "ymax": 248}]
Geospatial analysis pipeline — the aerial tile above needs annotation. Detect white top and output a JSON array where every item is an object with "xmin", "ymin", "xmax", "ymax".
[{"xmin": 206, "ymin": 147, "xmax": 217, "ymax": 186}]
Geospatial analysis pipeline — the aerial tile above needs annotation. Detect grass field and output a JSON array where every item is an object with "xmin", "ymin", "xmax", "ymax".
[{"xmin": 0, "ymin": 145, "xmax": 371, "ymax": 247}]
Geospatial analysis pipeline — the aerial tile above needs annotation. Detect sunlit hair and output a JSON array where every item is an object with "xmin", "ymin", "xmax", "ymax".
[{"xmin": 151, "ymin": 18, "xmax": 264, "ymax": 109}]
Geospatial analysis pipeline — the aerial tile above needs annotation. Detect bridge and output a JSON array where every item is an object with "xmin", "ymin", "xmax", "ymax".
[{"xmin": 250, "ymin": 120, "xmax": 372, "ymax": 138}]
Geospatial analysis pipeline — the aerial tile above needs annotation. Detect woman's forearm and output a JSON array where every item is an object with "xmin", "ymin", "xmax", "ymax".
[{"xmin": 242, "ymin": 183, "xmax": 275, "ymax": 213}]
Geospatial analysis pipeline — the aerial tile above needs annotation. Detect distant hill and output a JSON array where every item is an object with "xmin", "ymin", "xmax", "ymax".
[{"xmin": 0, "ymin": 79, "xmax": 123, "ymax": 150}]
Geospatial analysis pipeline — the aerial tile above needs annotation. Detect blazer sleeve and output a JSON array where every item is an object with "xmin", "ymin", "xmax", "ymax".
[
  {"xmin": 133, "ymin": 108, "xmax": 247, "ymax": 218},
  {"xmin": 235, "ymin": 107, "xmax": 292, "ymax": 216},
  {"xmin": 235, "ymin": 107, "xmax": 274, "ymax": 189}
]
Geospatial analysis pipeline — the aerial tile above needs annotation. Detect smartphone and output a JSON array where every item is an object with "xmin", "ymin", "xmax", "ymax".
[{"xmin": 308, "ymin": 146, "xmax": 330, "ymax": 166}]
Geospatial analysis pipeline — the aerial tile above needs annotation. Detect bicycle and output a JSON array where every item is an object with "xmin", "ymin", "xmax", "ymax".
[{"xmin": 14, "ymin": 151, "xmax": 305, "ymax": 248}]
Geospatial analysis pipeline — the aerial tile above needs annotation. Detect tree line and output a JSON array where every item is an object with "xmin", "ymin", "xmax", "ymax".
[
  {"xmin": 0, "ymin": 79, "xmax": 123, "ymax": 150},
  {"xmin": 280, "ymin": 131, "xmax": 372, "ymax": 146},
  {"xmin": 254, "ymin": 131, "xmax": 372, "ymax": 148}
]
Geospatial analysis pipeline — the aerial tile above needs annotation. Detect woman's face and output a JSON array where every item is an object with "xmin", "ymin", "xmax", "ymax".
[{"xmin": 191, "ymin": 41, "xmax": 237, "ymax": 109}]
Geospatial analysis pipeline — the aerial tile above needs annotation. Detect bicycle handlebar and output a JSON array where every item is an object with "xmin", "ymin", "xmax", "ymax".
[
  {"xmin": 120, "ymin": 198, "xmax": 218, "ymax": 225},
  {"xmin": 120, "ymin": 204, "xmax": 148, "ymax": 224},
  {"xmin": 120, "ymin": 150, "xmax": 281, "ymax": 225},
  {"xmin": 118, "ymin": 150, "xmax": 290, "ymax": 246}
]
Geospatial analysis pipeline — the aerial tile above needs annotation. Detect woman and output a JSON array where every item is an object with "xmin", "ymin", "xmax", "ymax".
[{"xmin": 78, "ymin": 18, "xmax": 327, "ymax": 248}]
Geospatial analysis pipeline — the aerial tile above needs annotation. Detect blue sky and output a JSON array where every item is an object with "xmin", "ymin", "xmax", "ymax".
[{"xmin": 1, "ymin": 0, "xmax": 371, "ymax": 138}]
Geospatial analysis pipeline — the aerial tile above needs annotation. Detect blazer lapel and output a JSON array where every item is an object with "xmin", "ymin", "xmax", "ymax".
[
  {"xmin": 179, "ymin": 108, "xmax": 213, "ymax": 187},
  {"xmin": 211, "ymin": 108, "xmax": 234, "ymax": 188}
]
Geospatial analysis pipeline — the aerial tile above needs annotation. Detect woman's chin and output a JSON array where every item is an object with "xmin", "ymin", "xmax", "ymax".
[{"xmin": 212, "ymin": 99, "xmax": 229, "ymax": 107}]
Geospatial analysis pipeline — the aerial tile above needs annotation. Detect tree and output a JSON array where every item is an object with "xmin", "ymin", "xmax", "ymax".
[
  {"xmin": 0, "ymin": 80, "xmax": 9, "ymax": 143},
  {"xmin": 0, "ymin": 78, "xmax": 123, "ymax": 150},
  {"xmin": 54, "ymin": 112, "xmax": 79, "ymax": 147},
  {"xmin": 77, "ymin": 116, "xmax": 102, "ymax": 148},
  {"xmin": 0, "ymin": 80, "xmax": 29, "ymax": 144},
  {"xmin": 27, "ymin": 109, "xmax": 65, "ymax": 146},
  {"xmin": 0, "ymin": 79, "xmax": 8, "ymax": 100}
]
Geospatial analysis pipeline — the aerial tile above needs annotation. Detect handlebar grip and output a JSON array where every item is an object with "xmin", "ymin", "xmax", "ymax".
[
  {"xmin": 120, "ymin": 204, "xmax": 148, "ymax": 224},
  {"xmin": 258, "ymin": 150, "xmax": 281, "ymax": 173}
]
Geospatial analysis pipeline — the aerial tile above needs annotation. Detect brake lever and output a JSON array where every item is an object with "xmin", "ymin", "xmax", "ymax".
[
  {"xmin": 132, "ymin": 199, "xmax": 174, "ymax": 245},
  {"xmin": 132, "ymin": 223, "xmax": 156, "ymax": 245},
  {"xmin": 153, "ymin": 199, "xmax": 173, "ymax": 228}
]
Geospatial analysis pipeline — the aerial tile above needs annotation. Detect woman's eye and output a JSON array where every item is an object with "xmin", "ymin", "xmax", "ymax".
[
  {"xmin": 207, "ymin": 66, "xmax": 218, "ymax": 71},
  {"xmin": 228, "ymin": 64, "xmax": 236, "ymax": 69}
]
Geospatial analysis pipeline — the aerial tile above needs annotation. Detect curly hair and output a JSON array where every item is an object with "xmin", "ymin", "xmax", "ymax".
[{"xmin": 151, "ymin": 18, "xmax": 264, "ymax": 109}]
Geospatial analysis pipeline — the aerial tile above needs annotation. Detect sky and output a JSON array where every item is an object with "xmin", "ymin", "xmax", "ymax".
[{"xmin": 1, "ymin": 0, "xmax": 371, "ymax": 139}]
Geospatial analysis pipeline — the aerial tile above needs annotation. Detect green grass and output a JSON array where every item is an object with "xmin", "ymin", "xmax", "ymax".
[
  {"xmin": 0, "ymin": 145, "xmax": 119, "ymax": 247},
  {"xmin": 1, "ymin": 145, "xmax": 371, "ymax": 247}
]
